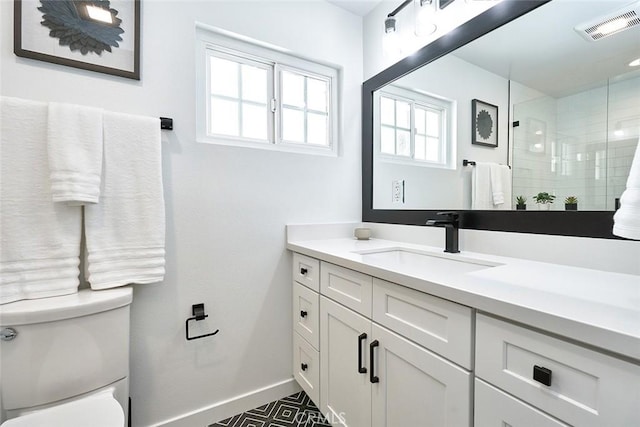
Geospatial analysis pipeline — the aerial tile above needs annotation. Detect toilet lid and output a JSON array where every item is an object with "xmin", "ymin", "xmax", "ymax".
[{"xmin": 1, "ymin": 390, "xmax": 124, "ymax": 427}]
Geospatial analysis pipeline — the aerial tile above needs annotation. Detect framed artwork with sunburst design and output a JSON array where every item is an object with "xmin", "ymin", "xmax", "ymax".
[
  {"xmin": 471, "ymin": 99, "xmax": 498, "ymax": 148},
  {"xmin": 14, "ymin": 0, "xmax": 140, "ymax": 80}
]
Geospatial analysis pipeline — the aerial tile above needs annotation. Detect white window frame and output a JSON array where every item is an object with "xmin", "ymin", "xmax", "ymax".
[
  {"xmin": 375, "ymin": 85, "xmax": 456, "ymax": 169},
  {"xmin": 196, "ymin": 24, "xmax": 339, "ymax": 156}
]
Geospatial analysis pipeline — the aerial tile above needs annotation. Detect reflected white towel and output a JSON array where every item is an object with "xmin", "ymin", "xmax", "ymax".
[
  {"xmin": 0, "ymin": 97, "xmax": 81, "ymax": 304},
  {"xmin": 490, "ymin": 164, "xmax": 505, "ymax": 205},
  {"xmin": 492, "ymin": 164, "xmax": 512, "ymax": 210},
  {"xmin": 85, "ymin": 112, "xmax": 165, "ymax": 289},
  {"xmin": 472, "ymin": 163, "xmax": 493, "ymax": 209},
  {"xmin": 613, "ymin": 137, "xmax": 640, "ymax": 240},
  {"xmin": 472, "ymin": 162, "xmax": 512, "ymax": 210},
  {"xmin": 47, "ymin": 102, "xmax": 103, "ymax": 205}
]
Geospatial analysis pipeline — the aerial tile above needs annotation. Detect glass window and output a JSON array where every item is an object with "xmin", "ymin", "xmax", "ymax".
[
  {"xmin": 378, "ymin": 89, "xmax": 451, "ymax": 167},
  {"xmin": 281, "ymin": 69, "xmax": 330, "ymax": 146},
  {"xmin": 197, "ymin": 28, "xmax": 339, "ymax": 156}
]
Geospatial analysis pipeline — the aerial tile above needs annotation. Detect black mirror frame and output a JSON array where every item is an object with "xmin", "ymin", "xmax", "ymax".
[{"xmin": 362, "ymin": 0, "xmax": 619, "ymax": 239}]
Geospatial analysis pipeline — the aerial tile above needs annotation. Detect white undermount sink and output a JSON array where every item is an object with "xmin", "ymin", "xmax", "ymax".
[{"xmin": 353, "ymin": 248, "xmax": 501, "ymax": 275}]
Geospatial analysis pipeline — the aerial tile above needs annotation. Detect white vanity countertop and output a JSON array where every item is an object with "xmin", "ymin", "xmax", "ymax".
[{"xmin": 287, "ymin": 237, "xmax": 640, "ymax": 362}]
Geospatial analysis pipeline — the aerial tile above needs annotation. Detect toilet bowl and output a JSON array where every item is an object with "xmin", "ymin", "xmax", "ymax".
[
  {"xmin": 0, "ymin": 288, "xmax": 133, "ymax": 426},
  {"xmin": 1, "ymin": 389, "xmax": 124, "ymax": 427}
]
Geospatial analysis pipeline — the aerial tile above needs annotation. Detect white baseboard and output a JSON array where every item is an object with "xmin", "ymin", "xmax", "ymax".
[{"xmin": 152, "ymin": 378, "xmax": 301, "ymax": 427}]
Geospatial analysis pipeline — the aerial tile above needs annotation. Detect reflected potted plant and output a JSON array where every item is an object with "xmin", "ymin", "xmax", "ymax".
[
  {"xmin": 516, "ymin": 196, "xmax": 527, "ymax": 210},
  {"xmin": 533, "ymin": 192, "xmax": 556, "ymax": 210},
  {"xmin": 565, "ymin": 196, "xmax": 578, "ymax": 211}
]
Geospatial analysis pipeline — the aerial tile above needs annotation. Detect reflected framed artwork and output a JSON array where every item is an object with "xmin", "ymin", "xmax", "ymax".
[
  {"xmin": 14, "ymin": 0, "xmax": 140, "ymax": 80},
  {"xmin": 471, "ymin": 99, "xmax": 498, "ymax": 147}
]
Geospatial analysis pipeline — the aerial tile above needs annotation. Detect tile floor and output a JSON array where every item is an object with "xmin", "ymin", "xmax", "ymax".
[{"xmin": 210, "ymin": 391, "xmax": 330, "ymax": 427}]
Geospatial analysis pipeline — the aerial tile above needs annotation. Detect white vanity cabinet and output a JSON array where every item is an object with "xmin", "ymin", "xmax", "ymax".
[
  {"xmin": 293, "ymin": 255, "xmax": 473, "ymax": 427},
  {"xmin": 289, "ymin": 236, "xmax": 640, "ymax": 427},
  {"xmin": 292, "ymin": 253, "xmax": 321, "ymax": 404},
  {"xmin": 475, "ymin": 314, "xmax": 640, "ymax": 427}
]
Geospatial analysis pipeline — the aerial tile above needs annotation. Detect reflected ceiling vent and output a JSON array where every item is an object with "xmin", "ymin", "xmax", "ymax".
[{"xmin": 575, "ymin": 1, "xmax": 640, "ymax": 41}]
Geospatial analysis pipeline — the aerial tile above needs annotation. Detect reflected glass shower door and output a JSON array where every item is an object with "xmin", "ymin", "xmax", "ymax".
[{"xmin": 512, "ymin": 71, "xmax": 640, "ymax": 211}]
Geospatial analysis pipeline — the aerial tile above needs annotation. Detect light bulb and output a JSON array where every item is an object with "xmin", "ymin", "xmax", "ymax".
[{"xmin": 415, "ymin": 0, "xmax": 437, "ymax": 37}]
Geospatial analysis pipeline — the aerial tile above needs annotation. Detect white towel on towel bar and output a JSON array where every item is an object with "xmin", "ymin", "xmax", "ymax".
[
  {"xmin": 0, "ymin": 97, "xmax": 82, "ymax": 304},
  {"xmin": 84, "ymin": 112, "xmax": 165, "ymax": 289},
  {"xmin": 491, "ymin": 164, "xmax": 512, "ymax": 209},
  {"xmin": 613, "ymin": 137, "xmax": 640, "ymax": 240},
  {"xmin": 472, "ymin": 162, "xmax": 512, "ymax": 210},
  {"xmin": 47, "ymin": 102, "xmax": 103, "ymax": 205}
]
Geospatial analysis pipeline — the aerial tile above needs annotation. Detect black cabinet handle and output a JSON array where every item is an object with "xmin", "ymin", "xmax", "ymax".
[
  {"xmin": 369, "ymin": 340, "xmax": 379, "ymax": 383},
  {"xmin": 301, "ymin": 363, "xmax": 308, "ymax": 371},
  {"xmin": 300, "ymin": 267, "xmax": 308, "ymax": 275},
  {"xmin": 533, "ymin": 365, "xmax": 552, "ymax": 386},
  {"xmin": 358, "ymin": 333, "xmax": 367, "ymax": 374},
  {"xmin": 300, "ymin": 310, "xmax": 308, "ymax": 318}
]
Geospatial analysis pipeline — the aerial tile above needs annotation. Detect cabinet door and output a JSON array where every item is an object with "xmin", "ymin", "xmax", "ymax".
[
  {"xmin": 371, "ymin": 324, "xmax": 471, "ymax": 427},
  {"xmin": 475, "ymin": 379, "xmax": 570, "ymax": 427},
  {"xmin": 320, "ymin": 296, "xmax": 372, "ymax": 427}
]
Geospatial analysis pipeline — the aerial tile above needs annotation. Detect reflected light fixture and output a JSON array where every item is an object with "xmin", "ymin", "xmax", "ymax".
[
  {"xmin": 85, "ymin": 5, "xmax": 114, "ymax": 24},
  {"xmin": 415, "ymin": 0, "xmax": 437, "ymax": 36},
  {"xmin": 629, "ymin": 58, "xmax": 640, "ymax": 67}
]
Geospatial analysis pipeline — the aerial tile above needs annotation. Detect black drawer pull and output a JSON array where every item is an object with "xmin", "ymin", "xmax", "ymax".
[
  {"xmin": 358, "ymin": 333, "xmax": 367, "ymax": 374},
  {"xmin": 533, "ymin": 365, "xmax": 552, "ymax": 386},
  {"xmin": 370, "ymin": 340, "xmax": 379, "ymax": 383},
  {"xmin": 301, "ymin": 363, "xmax": 308, "ymax": 371},
  {"xmin": 300, "ymin": 267, "xmax": 308, "ymax": 275},
  {"xmin": 300, "ymin": 310, "xmax": 308, "ymax": 318}
]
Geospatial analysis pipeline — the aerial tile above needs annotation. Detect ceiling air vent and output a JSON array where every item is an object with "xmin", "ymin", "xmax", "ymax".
[{"xmin": 575, "ymin": 2, "xmax": 640, "ymax": 41}]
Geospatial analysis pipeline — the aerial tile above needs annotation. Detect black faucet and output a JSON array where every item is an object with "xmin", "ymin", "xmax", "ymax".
[{"xmin": 426, "ymin": 212, "xmax": 460, "ymax": 253}]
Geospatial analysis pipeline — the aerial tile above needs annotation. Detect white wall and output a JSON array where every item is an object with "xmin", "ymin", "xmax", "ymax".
[{"xmin": 1, "ymin": 1, "xmax": 362, "ymax": 425}]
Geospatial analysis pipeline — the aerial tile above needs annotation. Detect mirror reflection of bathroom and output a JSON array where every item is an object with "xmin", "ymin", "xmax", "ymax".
[
  {"xmin": 512, "ymin": 70, "xmax": 640, "ymax": 211},
  {"xmin": 371, "ymin": 0, "xmax": 640, "ymax": 211}
]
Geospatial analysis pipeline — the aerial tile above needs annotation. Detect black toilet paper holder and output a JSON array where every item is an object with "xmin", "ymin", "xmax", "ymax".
[{"xmin": 185, "ymin": 303, "xmax": 219, "ymax": 341}]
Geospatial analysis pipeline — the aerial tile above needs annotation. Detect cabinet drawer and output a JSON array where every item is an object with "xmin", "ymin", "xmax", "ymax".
[
  {"xmin": 293, "ymin": 281, "xmax": 319, "ymax": 350},
  {"xmin": 372, "ymin": 278, "xmax": 472, "ymax": 369},
  {"xmin": 475, "ymin": 379, "xmax": 569, "ymax": 427},
  {"xmin": 476, "ymin": 314, "xmax": 640, "ymax": 427},
  {"xmin": 293, "ymin": 331, "xmax": 320, "ymax": 405},
  {"xmin": 293, "ymin": 253, "xmax": 320, "ymax": 292},
  {"xmin": 321, "ymin": 262, "xmax": 372, "ymax": 317}
]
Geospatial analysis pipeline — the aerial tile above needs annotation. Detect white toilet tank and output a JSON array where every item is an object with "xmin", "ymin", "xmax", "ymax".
[{"xmin": 0, "ymin": 287, "xmax": 133, "ymax": 423}]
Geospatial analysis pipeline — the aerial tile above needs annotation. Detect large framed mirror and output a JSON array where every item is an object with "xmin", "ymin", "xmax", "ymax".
[{"xmin": 362, "ymin": 0, "xmax": 640, "ymax": 238}]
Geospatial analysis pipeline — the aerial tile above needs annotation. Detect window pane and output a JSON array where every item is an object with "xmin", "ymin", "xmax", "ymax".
[
  {"xmin": 426, "ymin": 110, "xmax": 440, "ymax": 137},
  {"xmin": 211, "ymin": 97, "xmax": 238, "ymax": 136},
  {"xmin": 282, "ymin": 71, "xmax": 305, "ymax": 108},
  {"xmin": 210, "ymin": 57, "xmax": 238, "ymax": 98},
  {"xmin": 307, "ymin": 77, "xmax": 328, "ymax": 112},
  {"xmin": 307, "ymin": 113, "xmax": 328, "ymax": 146},
  {"xmin": 397, "ymin": 130, "xmax": 411, "ymax": 157},
  {"xmin": 242, "ymin": 103, "xmax": 267, "ymax": 140},
  {"xmin": 426, "ymin": 137, "xmax": 440, "ymax": 162},
  {"xmin": 415, "ymin": 108, "xmax": 426, "ymax": 135},
  {"xmin": 381, "ymin": 97, "xmax": 395, "ymax": 126},
  {"xmin": 396, "ymin": 101, "xmax": 410, "ymax": 129},
  {"xmin": 381, "ymin": 126, "xmax": 395, "ymax": 154},
  {"xmin": 282, "ymin": 107, "xmax": 305, "ymax": 142},
  {"xmin": 415, "ymin": 135, "xmax": 426, "ymax": 160},
  {"xmin": 241, "ymin": 64, "xmax": 267, "ymax": 103}
]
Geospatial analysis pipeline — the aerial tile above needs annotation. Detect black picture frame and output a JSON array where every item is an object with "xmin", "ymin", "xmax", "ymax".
[
  {"xmin": 471, "ymin": 99, "xmax": 498, "ymax": 147},
  {"xmin": 14, "ymin": 0, "xmax": 140, "ymax": 80}
]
